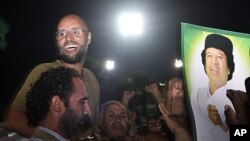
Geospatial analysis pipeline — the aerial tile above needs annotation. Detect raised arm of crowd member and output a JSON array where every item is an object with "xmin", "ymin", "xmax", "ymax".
[
  {"xmin": 26, "ymin": 67, "xmax": 92, "ymax": 141},
  {"xmin": 4, "ymin": 14, "xmax": 100, "ymax": 137},
  {"xmin": 121, "ymin": 90, "xmax": 140, "ymax": 135},
  {"xmin": 145, "ymin": 82, "xmax": 164, "ymax": 104},
  {"xmin": 167, "ymin": 77, "xmax": 185, "ymax": 102},
  {"xmin": 224, "ymin": 77, "xmax": 250, "ymax": 125},
  {"xmin": 121, "ymin": 90, "xmax": 136, "ymax": 108},
  {"xmin": 145, "ymin": 77, "xmax": 186, "ymax": 112},
  {"xmin": 158, "ymin": 103, "xmax": 192, "ymax": 141},
  {"xmin": 145, "ymin": 77, "xmax": 190, "ymax": 130}
]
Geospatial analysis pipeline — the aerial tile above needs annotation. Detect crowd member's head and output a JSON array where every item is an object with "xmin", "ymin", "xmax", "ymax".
[
  {"xmin": 100, "ymin": 100, "xmax": 130, "ymax": 140},
  {"xmin": 26, "ymin": 67, "xmax": 92, "ymax": 139},
  {"xmin": 201, "ymin": 34, "xmax": 235, "ymax": 87},
  {"xmin": 56, "ymin": 14, "xmax": 91, "ymax": 64}
]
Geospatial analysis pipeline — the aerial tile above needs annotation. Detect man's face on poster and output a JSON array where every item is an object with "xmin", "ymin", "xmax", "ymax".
[{"xmin": 205, "ymin": 47, "xmax": 228, "ymax": 88}]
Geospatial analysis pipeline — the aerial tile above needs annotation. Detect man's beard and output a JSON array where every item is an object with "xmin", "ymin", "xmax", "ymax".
[
  {"xmin": 59, "ymin": 108, "xmax": 92, "ymax": 139},
  {"xmin": 104, "ymin": 121, "xmax": 129, "ymax": 139},
  {"xmin": 58, "ymin": 41, "xmax": 87, "ymax": 64}
]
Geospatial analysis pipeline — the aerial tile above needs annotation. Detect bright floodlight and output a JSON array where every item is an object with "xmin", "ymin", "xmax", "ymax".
[
  {"xmin": 174, "ymin": 59, "xmax": 183, "ymax": 68},
  {"xmin": 105, "ymin": 60, "xmax": 115, "ymax": 70},
  {"xmin": 119, "ymin": 12, "xmax": 143, "ymax": 36}
]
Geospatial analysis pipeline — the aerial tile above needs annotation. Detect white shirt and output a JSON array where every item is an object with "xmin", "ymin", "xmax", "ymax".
[{"xmin": 191, "ymin": 84, "xmax": 235, "ymax": 141}]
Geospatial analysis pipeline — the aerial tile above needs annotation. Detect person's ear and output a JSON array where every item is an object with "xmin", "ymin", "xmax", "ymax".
[
  {"xmin": 87, "ymin": 32, "xmax": 91, "ymax": 44},
  {"xmin": 51, "ymin": 95, "xmax": 64, "ymax": 113}
]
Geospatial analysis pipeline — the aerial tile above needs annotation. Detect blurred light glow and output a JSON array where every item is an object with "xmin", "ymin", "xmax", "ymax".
[
  {"xmin": 105, "ymin": 60, "xmax": 115, "ymax": 70},
  {"xmin": 119, "ymin": 12, "xmax": 143, "ymax": 36},
  {"xmin": 159, "ymin": 82, "xmax": 166, "ymax": 86},
  {"xmin": 174, "ymin": 59, "xmax": 183, "ymax": 68}
]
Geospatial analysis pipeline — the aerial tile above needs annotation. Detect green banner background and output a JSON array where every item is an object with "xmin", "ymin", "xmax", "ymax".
[
  {"xmin": 181, "ymin": 23, "xmax": 250, "ymax": 97},
  {"xmin": 181, "ymin": 23, "xmax": 250, "ymax": 141}
]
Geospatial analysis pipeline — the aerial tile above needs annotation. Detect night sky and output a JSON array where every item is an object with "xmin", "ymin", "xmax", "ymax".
[{"xmin": 1, "ymin": 0, "xmax": 250, "ymax": 120}]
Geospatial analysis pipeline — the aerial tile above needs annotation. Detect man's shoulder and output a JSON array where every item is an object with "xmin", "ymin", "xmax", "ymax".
[
  {"xmin": 29, "ymin": 61, "xmax": 61, "ymax": 74},
  {"xmin": 82, "ymin": 68, "xmax": 98, "ymax": 80},
  {"xmin": 83, "ymin": 68, "xmax": 95, "ymax": 76},
  {"xmin": 33, "ymin": 61, "xmax": 60, "ymax": 69},
  {"xmin": 83, "ymin": 68, "xmax": 99, "ymax": 86}
]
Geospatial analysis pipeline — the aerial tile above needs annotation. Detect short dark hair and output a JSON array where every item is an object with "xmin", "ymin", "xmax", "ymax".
[
  {"xmin": 201, "ymin": 34, "xmax": 235, "ymax": 80},
  {"xmin": 100, "ymin": 100, "xmax": 128, "ymax": 115},
  {"xmin": 26, "ymin": 67, "xmax": 81, "ymax": 127}
]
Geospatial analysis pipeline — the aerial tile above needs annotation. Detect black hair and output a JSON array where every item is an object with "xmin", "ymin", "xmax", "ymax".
[
  {"xmin": 26, "ymin": 67, "xmax": 81, "ymax": 127},
  {"xmin": 201, "ymin": 34, "xmax": 235, "ymax": 80}
]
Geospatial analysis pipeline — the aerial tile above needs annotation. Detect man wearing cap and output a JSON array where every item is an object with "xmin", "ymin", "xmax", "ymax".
[{"xmin": 191, "ymin": 34, "xmax": 235, "ymax": 141}]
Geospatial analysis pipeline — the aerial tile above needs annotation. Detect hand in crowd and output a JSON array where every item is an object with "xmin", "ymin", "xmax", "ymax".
[
  {"xmin": 158, "ymin": 103, "xmax": 191, "ymax": 141},
  {"xmin": 145, "ymin": 82, "xmax": 160, "ymax": 96},
  {"xmin": 224, "ymin": 89, "xmax": 250, "ymax": 125},
  {"xmin": 145, "ymin": 82, "xmax": 163, "ymax": 104},
  {"xmin": 166, "ymin": 77, "xmax": 187, "ymax": 116},
  {"xmin": 122, "ymin": 90, "xmax": 135, "ymax": 106},
  {"xmin": 167, "ymin": 77, "xmax": 184, "ymax": 101},
  {"xmin": 122, "ymin": 90, "xmax": 135, "ymax": 101},
  {"xmin": 159, "ymin": 103, "xmax": 170, "ymax": 117}
]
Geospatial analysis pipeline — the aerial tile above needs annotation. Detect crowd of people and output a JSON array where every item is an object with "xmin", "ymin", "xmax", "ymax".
[{"xmin": 0, "ymin": 13, "xmax": 249, "ymax": 141}]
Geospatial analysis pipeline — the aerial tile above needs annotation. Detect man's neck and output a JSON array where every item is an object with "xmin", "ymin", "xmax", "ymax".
[{"xmin": 209, "ymin": 83, "xmax": 226, "ymax": 95}]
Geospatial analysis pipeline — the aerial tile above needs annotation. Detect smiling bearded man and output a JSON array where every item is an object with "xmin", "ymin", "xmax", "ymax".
[{"xmin": 4, "ymin": 14, "xmax": 100, "ymax": 138}]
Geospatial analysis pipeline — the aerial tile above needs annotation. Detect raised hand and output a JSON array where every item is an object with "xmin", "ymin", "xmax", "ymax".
[
  {"xmin": 122, "ymin": 90, "xmax": 135, "ymax": 106},
  {"xmin": 145, "ymin": 82, "xmax": 160, "ymax": 96},
  {"xmin": 224, "ymin": 89, "xmax": 250, "ymax": 125},
  {"xmin": 167, "ymin": 77, "xmax": 184, "ymax": 101},
  {"xmin": 145, "ymin": 82, "xmax": 163, "ymax": 104}
]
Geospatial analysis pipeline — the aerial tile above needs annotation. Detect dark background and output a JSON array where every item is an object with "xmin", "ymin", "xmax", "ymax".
[{"xmin": 1, "ymin": 0, "xmax": 250, "ymax": 121}]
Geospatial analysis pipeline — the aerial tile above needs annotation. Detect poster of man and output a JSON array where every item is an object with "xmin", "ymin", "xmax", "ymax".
[{"xmin": 181, "ymin": 23, "xmax": 250, "ymax": 141}]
